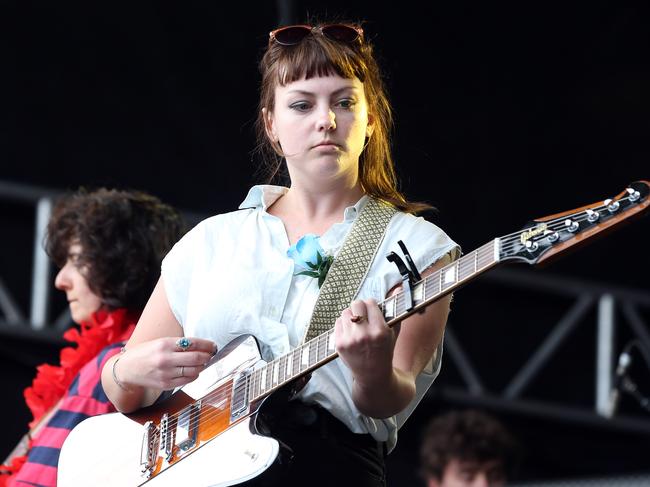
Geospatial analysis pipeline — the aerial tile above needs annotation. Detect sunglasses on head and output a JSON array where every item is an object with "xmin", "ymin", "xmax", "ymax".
[{"xmin": 269, "ymin": 24, "xmax": 364, "ymax": 46}]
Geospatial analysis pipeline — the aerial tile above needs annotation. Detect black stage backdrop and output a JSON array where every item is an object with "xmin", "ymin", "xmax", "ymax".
[{"xmin": 1, "ymin": 1, "xmax": 649, "ymax": 484}]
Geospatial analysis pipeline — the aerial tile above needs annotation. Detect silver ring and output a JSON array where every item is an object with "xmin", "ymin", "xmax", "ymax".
[
  {"xmin": 176, "ymin": 337, "xmax": 192, "ymax": 351},
  {"xmin": 180, "ymin": 366, "xmax": 185, "ymax": 377}
]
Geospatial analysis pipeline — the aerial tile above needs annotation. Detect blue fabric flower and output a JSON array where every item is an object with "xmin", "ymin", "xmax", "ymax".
[{"xmin": 287, "ymin": 234, "xmax": 333, "ymax": 287}]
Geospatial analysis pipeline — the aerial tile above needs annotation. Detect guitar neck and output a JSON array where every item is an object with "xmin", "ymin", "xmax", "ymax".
[{"xmin": 245, "ymin": 239, "xmax": 501, "ymax": 403}]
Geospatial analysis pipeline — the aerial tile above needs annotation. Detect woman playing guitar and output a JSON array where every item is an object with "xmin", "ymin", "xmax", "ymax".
[{"xmin": 101, "ymin": 19, "xmax": 458, "ymax": 487}]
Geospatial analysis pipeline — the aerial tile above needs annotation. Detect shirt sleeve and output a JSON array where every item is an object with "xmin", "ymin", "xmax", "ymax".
[
  {"xmin": 161, "ymin": 220, "xmax": 207, "ymax": 328},
  {"xmin": 375, "ymin": 212, "xmax": 460, "ymax": 299}
]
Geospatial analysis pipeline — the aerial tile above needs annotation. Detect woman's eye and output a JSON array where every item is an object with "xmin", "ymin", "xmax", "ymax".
[
  {"xmin": 337, "ymin": 99, "xmax": 355, "ymax": 109},
  {"xmin": 290, "ymin": 102, "xmax": 311, "ymax": 112}
]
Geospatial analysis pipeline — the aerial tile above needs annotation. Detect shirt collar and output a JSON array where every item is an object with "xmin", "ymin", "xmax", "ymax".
[
  {"xmin": 239, "ymin": 185, "xmax": 288, "ymax": 211},
  {"xmin": 239, "ymin": 184, "xmax": 370, "ymax": 221}
]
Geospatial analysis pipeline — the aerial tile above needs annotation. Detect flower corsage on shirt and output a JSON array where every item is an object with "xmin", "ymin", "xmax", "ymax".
[{"xmin": 287, "ymin": 234, "xmax": 333, "ymax": 288}]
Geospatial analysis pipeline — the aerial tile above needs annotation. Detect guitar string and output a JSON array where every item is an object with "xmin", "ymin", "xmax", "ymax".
[
  {"xmin": 158, "ymin": 335, "xmax": 337, "ymax": 436},
  {"xmin": 152, "ymin": 194, "xmax": 643, "ymax": 453},
  {"xmin": 498, "ymin": 195, "xmax": 636, "ymax": 251}
]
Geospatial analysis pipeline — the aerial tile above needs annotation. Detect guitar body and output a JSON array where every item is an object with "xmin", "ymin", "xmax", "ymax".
[
  {"xmin": 58, "ymin": 415, "xmax": 278, "ymax": 487},
  {"xmin": 59, "ymin": 335, "xmax": 287, "ymax": 487}
]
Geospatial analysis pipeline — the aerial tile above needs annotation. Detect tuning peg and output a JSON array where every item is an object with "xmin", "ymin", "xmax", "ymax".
[
  {"xmin": 525, "ymin": 240, "xmax": 539, "ymax": 252},
  {"xmin": 604, "ymin": 198, "xmax": 620, "ymax": 213},
  {"xmin": 626, "ymin": 188, "xmax": 641, "ymax": 202},
  {"xmin": 546, "ymin": 231, "xmax": 560, "ymax": 243},
  {"xmin": 564, "ymin": 219, "xmax": 579, "ymax": 232},
  {"xmin": 586, "ymin": 209, "xmax": 600, "ymax": 223}
]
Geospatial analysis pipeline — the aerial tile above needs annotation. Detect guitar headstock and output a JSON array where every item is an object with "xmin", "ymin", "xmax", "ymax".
[{"xmin": 498, "ymin": 180, "xmax": 649, "ymax": 265}]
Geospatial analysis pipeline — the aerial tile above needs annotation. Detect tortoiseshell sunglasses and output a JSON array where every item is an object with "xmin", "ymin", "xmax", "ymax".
[{"xmin": 269, "ymin": 24, "xmax": 364, "ymax": 46}]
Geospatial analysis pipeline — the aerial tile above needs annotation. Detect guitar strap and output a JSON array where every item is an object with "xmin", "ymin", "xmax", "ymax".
[{"xmin": 302, "ymin": 197, "xmax": 398, "ymax": 343}]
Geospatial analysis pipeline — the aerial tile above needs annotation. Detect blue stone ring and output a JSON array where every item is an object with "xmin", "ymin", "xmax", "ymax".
[{"xmin": 175, "ymin": 337, "xmax": 192, "ymax": 352}]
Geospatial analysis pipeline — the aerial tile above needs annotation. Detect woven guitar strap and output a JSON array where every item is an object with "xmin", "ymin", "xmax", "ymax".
[{"xmin": 303, "ymin": 197, "xmax": 398, "ymax": 343}]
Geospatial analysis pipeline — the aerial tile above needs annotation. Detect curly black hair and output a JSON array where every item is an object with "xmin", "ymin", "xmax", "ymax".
[
  {"xmin": 45, "ymin": 188, "xmax": 185, "ymax": 312},
  {"xmin": 419, "ymin": 409, "xmax": 521, "ymax": 482}
]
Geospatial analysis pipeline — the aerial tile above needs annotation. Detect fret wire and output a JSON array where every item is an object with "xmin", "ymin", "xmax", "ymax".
[
  {"xmin": 324, "ymin": 333, "xmax": 331, "ymax": 359},
  {"xmin": 380, "ymin": 297, "xmax": 388, "ymax": 320},
  {"xmin": 325, "ymin": 332, "xmax": 333, "ymax": 358},
  {"xmin": 293, "ymin": 347, "xmax": 299, "ymax": 376},
  {"xmin": 289, "ymin": 348, "xmax": 295, "ymax": 378},
  {"xmin": 298, "ymin": 344, "xmax": 306, "ymax": 372},
  {"xmin": 303, "ymin": 343, "xmax": 308, "ymax": 371},
  {"xmin": 325, "ymin": 331, "xmax": 335, "ymax": 358},
  {"xmin": 422, "ymin": 274, "xmax": 427, "ymax": 304},
  {"xmin": 430, "ymin": 272, "xmax": 439, "ymax": 299},
  {"xmin": 457, "ymin": 260, "xmax": 466, "ymax": 281},
  {"xmin": 395, "ymin": 292, "xmax": 406, "ymax": 317},
  {"xmin": 279, "ymin": 355, "xmax": 286, "ymax": 383},
  {"xmin": 461, "ymin": 253, "xmax": 474, "ymax": 279},
  {"xmin": 252, "ymin": 369, "xmax": 259, "ymax": 398},
  {"xmin": 423, "ymin": 274, "xmax": 434, "ymax": 302},
  {"xmin": 308, "ymin": 339, "xmax": 316, "ymax": 367}
]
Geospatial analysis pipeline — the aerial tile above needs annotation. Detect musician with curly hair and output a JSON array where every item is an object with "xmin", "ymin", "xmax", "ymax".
[{"xmin": 0, "ymin": 188, "xmax": 184, "ymax": 487}]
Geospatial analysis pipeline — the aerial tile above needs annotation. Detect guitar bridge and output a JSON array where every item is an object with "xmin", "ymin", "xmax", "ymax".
[
  {"xmin": 140, "ymin": 420, "xmax": 158, "ymax": 478},
  {"xmin": 159, "ymin": 413, "xmax": 173, "ymax": 461}
]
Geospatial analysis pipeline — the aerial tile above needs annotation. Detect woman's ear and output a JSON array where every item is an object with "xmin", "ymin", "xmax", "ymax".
[
  {"xmin": 262, "ymin": 107, "xmax": 278, "ymax": 142},
  {"xmin": 366, "ymin": 113, "xmax": 375, "ymax": 138}
]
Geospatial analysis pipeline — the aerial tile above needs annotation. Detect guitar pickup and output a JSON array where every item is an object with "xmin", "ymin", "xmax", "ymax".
[{"xmin": 175, "ymin": 401, "xmax": 201, "ymax": 454}]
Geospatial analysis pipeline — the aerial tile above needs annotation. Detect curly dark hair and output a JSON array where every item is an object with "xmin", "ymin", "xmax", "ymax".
[
  {"xmin": 45, "ymin": 188, "xmax": 185, "ymax": 312},
  {"xmin": 419, "ymin": 409, "xmax": 521, "ymax": 482}
]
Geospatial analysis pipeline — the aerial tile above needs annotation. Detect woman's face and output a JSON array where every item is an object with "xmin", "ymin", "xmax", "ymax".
[
  {"xmin": 54, "ymin": 243, "xmax": 103, "ymax": 324},
  {"xmin": 265, "ymin": 74, "xmax": 373, "ymax": 186}
]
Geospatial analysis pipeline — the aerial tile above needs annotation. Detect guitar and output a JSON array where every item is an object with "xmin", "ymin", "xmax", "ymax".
[{"xmin": 58, "ymin": 181, "xmax": 649, "ymax": 487}]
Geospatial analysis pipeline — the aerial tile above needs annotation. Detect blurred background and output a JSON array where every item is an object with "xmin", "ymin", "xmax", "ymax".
[{"xmin": 1, "ymin": 1, "xmax": 649, "ymax": 485}]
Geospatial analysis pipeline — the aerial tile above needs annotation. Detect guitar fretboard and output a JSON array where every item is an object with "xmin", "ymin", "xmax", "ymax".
[{"xmin": 243, "ymin": 239, "xmax": 501, "ymax": 403}]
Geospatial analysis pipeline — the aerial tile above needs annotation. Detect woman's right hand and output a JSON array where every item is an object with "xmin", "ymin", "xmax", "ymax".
[{"xmin": 115, "ymin": 337, "xmax": 216, "ymax": 391}]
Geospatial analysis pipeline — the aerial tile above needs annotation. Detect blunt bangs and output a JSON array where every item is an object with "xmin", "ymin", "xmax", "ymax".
[{"xmin": 274, "ymin": 37, "xmax": 367, "ymax": 86}]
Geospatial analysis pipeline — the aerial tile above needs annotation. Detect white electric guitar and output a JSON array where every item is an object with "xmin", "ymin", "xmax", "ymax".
[{"xmin": 58, "ymin": 181, "xmax": 649, "ymax": 486}]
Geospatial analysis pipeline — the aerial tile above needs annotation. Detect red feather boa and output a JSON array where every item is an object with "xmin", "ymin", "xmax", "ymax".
[{"xmin": 0, "ymin": 308, "xmax": 138, "ymax": 484}]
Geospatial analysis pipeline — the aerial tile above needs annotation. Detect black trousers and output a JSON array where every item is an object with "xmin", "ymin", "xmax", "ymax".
[{"xmin": 247, "ymin": 402, "xmax": 387, "ymax": 487}]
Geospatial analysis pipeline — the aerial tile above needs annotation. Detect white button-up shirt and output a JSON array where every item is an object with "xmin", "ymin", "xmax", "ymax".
[{"xmin": 162, "ymin": 185, "xmax": 458, "ymax": 451}]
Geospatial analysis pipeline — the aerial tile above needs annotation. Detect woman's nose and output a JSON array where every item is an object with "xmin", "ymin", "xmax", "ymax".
[
  {"xmin": 54, "ymin": 265, "xmax": 70, "ymax": 290},
  {"xmin": 316, "ymin": 108, "xmax": 336, "ymax": 132}
]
